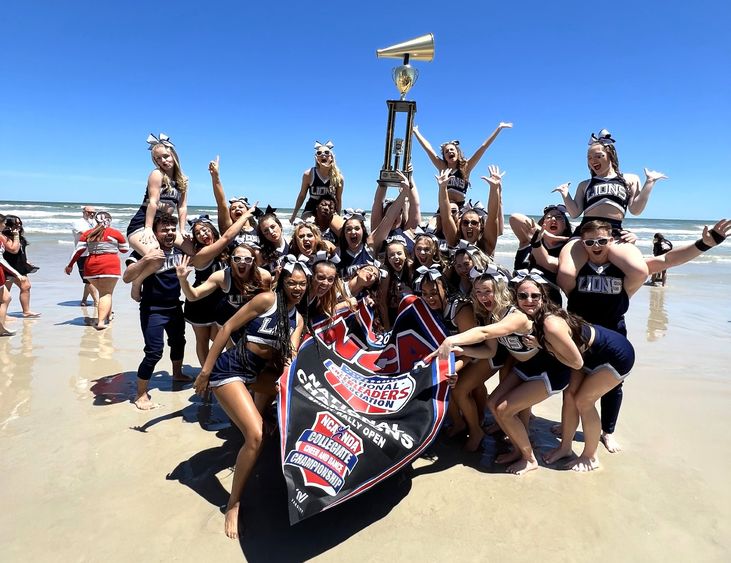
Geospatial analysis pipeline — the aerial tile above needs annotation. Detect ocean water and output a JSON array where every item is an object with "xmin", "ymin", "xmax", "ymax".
[{"xmin": 2, "ymin": 199, "xmax": 729, "ymax": 268}]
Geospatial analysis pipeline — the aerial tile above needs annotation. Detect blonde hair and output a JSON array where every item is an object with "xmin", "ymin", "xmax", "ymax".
[
  {"xmin": 470, "ymin": 277, "xmax": 511, "ymax": 324},
  {"xmin": 152, "ymin": 144, "xmax": 189, "ymax": 195},
  {"xmin": 315, "ymin": 150, "xmax": 344, "ymax": 193}
]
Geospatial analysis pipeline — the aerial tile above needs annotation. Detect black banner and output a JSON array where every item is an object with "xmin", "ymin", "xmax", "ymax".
[{"xmin": 278, "ymin": 297, "xmax": 453, "ymax": 525}]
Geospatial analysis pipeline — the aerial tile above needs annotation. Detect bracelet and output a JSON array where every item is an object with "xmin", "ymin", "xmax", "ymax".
[
  {"xmin": 694, "ymin": 239, "xmax": 712, "ymax": 252},
  {"xmin": 530, "ymin": 231, "xmax": 542, "ymax": 248},
  {"xmin": 710, "ymin": 229, "xmax": 726, "ymax": 245}
]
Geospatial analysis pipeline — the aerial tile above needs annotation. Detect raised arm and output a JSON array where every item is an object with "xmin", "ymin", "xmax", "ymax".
[
  {"xmin": 209, "ymin": 156, "xmax": 233, "ymax": 233},
  {"xmin": 405, "ymin": 174, "xmax": 422, "ymax": 229},
  {"xmin": 412, "ymin": 125, "xmax": 444, "ymax": 170},
  {"xmin": 628, "ymin": 169, "xmax": 668, "ymax": 215},
  {"xmin": 370, "ymin": 182, "xmax": 387, "ymax": 232},
  {"xmin": 436, "ymin": 170, "xmax": 459, "ymax": 245},
  {"xmin": 290, "ymin": 170, "xmax": 311, "ymax": 223},
  {"xmin": 335, "ymin": 177, "xmax": 344, "ymax": 214},
  {"xmin": 481, "ymin": 164, "xmax": 505, "ymax": 256},
  {"xmin": 552, "ymin": 181, "xmax": 583, "ymax": 218},
  {"xmin": 369, "ymin": 173, "xmax": 410, "ymax": 252},
  {"xmin": 645, "ymin": 219, "xmax": 730, "ymax": 275},
  {"xmin": 189, "ymin": 207, "xmax": 256, "ymax": 268},
  {"xmin": 465, "ymin": 122, "xmax": 513, "ymax": 175}
]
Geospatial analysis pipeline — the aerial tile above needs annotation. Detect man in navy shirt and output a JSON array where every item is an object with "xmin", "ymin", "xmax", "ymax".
[{"xmin": 123, "ymin": 213, "xmax": 191, "ymax": 409}]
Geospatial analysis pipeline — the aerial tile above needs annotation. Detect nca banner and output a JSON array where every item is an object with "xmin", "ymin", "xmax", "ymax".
[{"xmin": 278, "ymin": 296, "xmax": 452, "ymax": 524}]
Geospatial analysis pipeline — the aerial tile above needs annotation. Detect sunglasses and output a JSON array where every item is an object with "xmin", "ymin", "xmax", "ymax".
[
  {"xmin": 517, "ymin": 292, "xmax": 542, "ymax": 301},
  {"xmin": 461, "ymin": 220, "xmax": 480, "ymax": 227},
  {"xmin": 316, "ymin": 150, "xmax": 331, "ymax": 156},
  {"xmin": 582, "ymin": 237, "xmax": 610, "ymax": 247},
  {"xmin": 231, "ymin": 255, "xmax": 254, "ymax": 264}
]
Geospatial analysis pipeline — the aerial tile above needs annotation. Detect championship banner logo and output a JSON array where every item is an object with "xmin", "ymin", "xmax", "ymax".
[{"xmin": 278, "ymin": 297, "xmax": 453, "ymax": 524}]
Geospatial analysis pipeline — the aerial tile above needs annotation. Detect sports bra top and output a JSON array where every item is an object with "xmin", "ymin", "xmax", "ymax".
[
  {"xmin": 582, "ymin": 175, "xmax": 630, "ymax": 216},
  {"xmin": 245, "ymin": 301, "xmax": 298, "ymax": 348}
]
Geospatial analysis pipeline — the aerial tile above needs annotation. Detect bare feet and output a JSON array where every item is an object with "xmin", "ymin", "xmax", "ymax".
[
  {"xmin": 224, "ymin": 503, "xmax": 240, "ymax": 539},
  {"xmin": 507, "ymin": 458, "xmax": 539, "ymax": 475},
  {"xmin": 94, "ymin": 323, "xmax": 108, "ymax": 331},
  {"xmin": 600, "ymin": 432, "xmax": 622, "ymax": 453},
  {"xmin": 0, "ymin": 328, "xmax": 17, "ymax": 337},
  {"xmin": 567, "ymin": 455, "xmax": 600, "ymax": 472},
  {"xmin": 133, "ymin": 393, "xmax": 161, "ymax": 410},
  {"xmin": 496, "ymin": 449, "xmax": 521, "ymax": 465},
  {"xmin": 464, "ymin": 430, "xmax": 485, "ymax": 452},
  {"xmin": 482, "ymin": 422, "xmax": 502, "ymax": 435},
  {"xmin": 172, "ymin": 372, "xmax": 194, "ymax": 382},
  {"xmin": 22, "ymin": 312, "xmax": 41, "ymax": 318},
  {"xmin": 543, "ymin": 445, "xmax": 573, "ymax": 464}
]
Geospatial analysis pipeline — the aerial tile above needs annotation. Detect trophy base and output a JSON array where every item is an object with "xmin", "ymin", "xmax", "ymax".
[{"xmin": 379, "ymin": 169, "xmax": 407, "ymax": 185}]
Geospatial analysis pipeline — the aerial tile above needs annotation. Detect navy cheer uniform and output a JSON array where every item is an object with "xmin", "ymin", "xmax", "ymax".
[
  {"xmin": 567, "ymin": 262, "xmax": 628, "ymax": 335},
  {"xmin": 581, "ymin": 323, "xmax": 635, "ymax": 381},
  {"xmin": 127, "ymin": 249, "xmax": 186, "ymax": 381},
  {"xmin": 446, "ymin": 168, "xmax": 470, "ymax": 202},
  {"xmin": 513, "ymin": 241, "xmax": 565, "ymax": 305},
  {"xmin": 497, "ymin": 308, "xmax": 570, "ymax": 395},
  {"xmin": 208, "ymin": 301, "xmax": 299, "ymax": 388},
  {"xmin": 215, "ymin": 267, "xmax": 259, "ymax": 329},
  {"xmin": 572, "ymin": 175, "xmax": 631, "ymax": 236},
  {"xmin": 338, "ymin": 245, "xmax": 375, "ymax": 279},
  {"xmin": 567, "ymin": 261, "xmax": 629, "ymax": 434},
  {"xmin": 184, "ymin": 258, "xmax": 225, "ymax": 327},
  {"xmin": 304, "ymin": 167, "xmax": 334, "ymax": 214},
  {"xmin": 127, "ymin": 181, "xmax": 182, "ymax": 237}
]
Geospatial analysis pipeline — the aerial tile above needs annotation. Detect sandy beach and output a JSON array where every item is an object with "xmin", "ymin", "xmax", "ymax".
[{"xmin": 1, "ymin": 238, "xmax": 730, "ymax": 562}]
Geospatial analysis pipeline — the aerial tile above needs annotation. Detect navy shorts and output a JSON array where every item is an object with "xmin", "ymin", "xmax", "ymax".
[
  {"xmin": 583, "ymin": 325, "xmax": 635, "ymax": 381},
  {"xmin": 208, "ymin": 346, "xmax": 267, "ymax": 389},
  {"xmin": 513, "ymin": 351, "xmax": 570, "ymax": 395}
]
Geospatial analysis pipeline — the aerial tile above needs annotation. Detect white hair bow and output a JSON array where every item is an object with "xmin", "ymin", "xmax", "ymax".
[
  {"xmin": 588, "ymin": 129, "xmax": 615, "ymax": 146},
  {"xmin": 281, "ymin": 254, "xmax": 312, "ymax": 276},
  {"xmin": 511, "ymin": 268, "xmax": 548, "ymax": 285},
  {"xmin": 414, "ymin": 265, "xmax": 442, "ymax": 289},
  {"xmin": 452, "ymin": 239, "xmax": 479, "ymax": 257},
  {"xmin": 146, "ymin": 133, "xmax": 174, "ymax": 150},
  {"xmin": 470, "ymin": 264, "xmax": 508, "ymax": 283},
  {"xmin": 462, "ymin": 199, "xmax": 487, "ymax": 218},
  {"xmin": 292, "ymin": 216, "xmax": 316, "ymax": 227},
  {"xmin": 314, "ymin": 140, "xmax": 335, "ymax": 151},
  {"xmin": 343, "ymin": 208, "xmax": 366, "ymax": 221},
  {"xmin": 312, "ymin": 250, "xmax": 340, "ymax": 265}
]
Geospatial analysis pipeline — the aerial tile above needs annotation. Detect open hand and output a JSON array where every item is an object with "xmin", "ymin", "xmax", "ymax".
[
  {"xmin": 643, "ymin": 168, "xmax": 668, "ymax": 183},
  {"xmin": 480, "ymin": 164, "xmax": 506, "ymax": 188},
  {"xmin": 498, "ymin": 122, "xmax": 513, "ymax": 130},
  {"xmin": 175, "ymin": 254, "xmax": 193, "ymax": 278},
  {"xmin": 551, "ymin": 182, "xmax": 571, "ymax": 198},
  {"xmin": 701, "ymin": 219, "xmax": 731, "ymax": 247}
]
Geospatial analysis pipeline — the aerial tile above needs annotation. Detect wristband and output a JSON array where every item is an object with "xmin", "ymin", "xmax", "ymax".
[
  {"xmin": 529, "ymin": 230, "xmax": 542, "ymax": 248},
  {"xmin": 710, "ymin": 229, "xmax": 726, "ymax": 245},
  {"xmin": 694, "ymin": 239, "xmax": 712, "ymax": 252}
]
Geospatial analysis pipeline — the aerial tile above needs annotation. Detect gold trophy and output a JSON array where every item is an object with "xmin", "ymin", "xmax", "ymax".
[{"xmin": 376, "ymin": 33, "xmax": 434, "ymax": 185}]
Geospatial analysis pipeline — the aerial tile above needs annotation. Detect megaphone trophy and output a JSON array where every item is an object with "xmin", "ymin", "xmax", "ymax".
[{"xmin": 376, "ymin": 33, "xmax": 434, "ymax": 185}]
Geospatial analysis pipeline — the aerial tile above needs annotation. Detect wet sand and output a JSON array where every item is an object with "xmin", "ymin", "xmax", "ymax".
[{"xmin": 1, "ymin": 243, "xmax": 730, "ymax": 561}]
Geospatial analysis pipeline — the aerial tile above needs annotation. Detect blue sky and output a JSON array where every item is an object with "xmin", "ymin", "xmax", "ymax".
[{"xmin": 1, "ymin": 0, "xmax": 729, "ymax": 219}]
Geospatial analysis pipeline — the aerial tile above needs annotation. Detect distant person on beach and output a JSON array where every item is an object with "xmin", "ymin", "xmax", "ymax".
[
  {"xmin": 552, "ymin": 129, "xmax": 668, "ymax": 298},
  {"xmin": 123, "ymin": 213, "xmax": 192, "ymax": 410},
  {"xmin": 127, "ymin": 133, "xmax": 189, "ymax": 255},
  {"xmin": 65, "ymin": 211, "xmax": 128, "ymax": 330},
  {"xmin": 0, "ymin": 214, "xmax": 28, "ymax": 336},
  {"xmin": 71, "ymin": 205, "xmax": 99, "ymax": 306},
  {"xmin": 412, "ymin": 122, "xmax": 512, "ymax": 205},
  {"xmin": 651, "ymin": 233, "xmax": 673, "ymax": 286},
  {"xmin": 290, "ymin": 141, "xmax": 345, "ymax": 221},
  {"xmin": 2, "ymin": 214, "xmax": 40, "ymax": 318}
]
